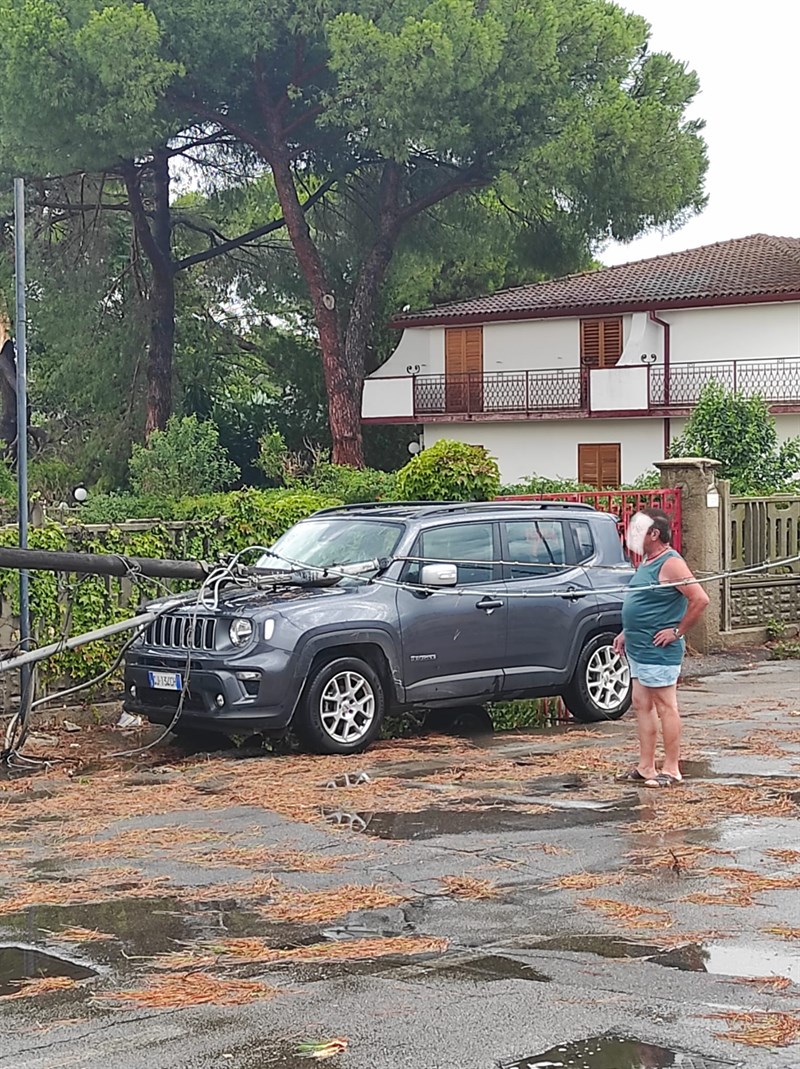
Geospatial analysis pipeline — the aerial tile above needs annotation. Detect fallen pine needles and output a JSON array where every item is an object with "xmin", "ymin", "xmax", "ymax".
[
  {"xmin": 256, "ymin": 884, "xmax": 406, "ymax": 925},
  {"xmin": 439, "ymin": 875, "xmax": 501, "ymax": 899},
  {"xmin": 1, "ymin": 977, "xmax": 80, "ymax": 1000},
  {"xmin": 763, "ymin": 926, "xmax": 800, "ymax": 941},
  {"xmin": 579, "ymin": 898, "xmax": 673, "ymax": 930},
  {"xmin": 151, "ymin": 935, "xmax": 448, "ymax": 970},
  {"xmin": 100, "ymin": 972, "xmax": 280, "ymax": 1008},
  {"xmin": 706, "ymin": 1010, "xmax": 800, "ymax": 1047}
]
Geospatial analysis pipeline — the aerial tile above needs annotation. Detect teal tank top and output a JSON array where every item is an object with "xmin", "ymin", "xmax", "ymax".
[{"xmin": 621, "ymin": 549, "xmax": 687, "ymax": 666}]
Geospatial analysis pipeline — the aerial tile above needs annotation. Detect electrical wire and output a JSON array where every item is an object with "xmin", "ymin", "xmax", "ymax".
[{"xmin": 3, "ymin": 539, "xmax": 798, "ymax": 763}]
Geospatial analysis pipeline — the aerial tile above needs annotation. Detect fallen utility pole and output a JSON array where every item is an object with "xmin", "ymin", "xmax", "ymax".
[
  {"xmin": 0, "ymin": 611, "xmax": 159, "ymax": 674},
  {"xmin": 0, "ymin": 546, "xmax": 208, "ymax": 582}
]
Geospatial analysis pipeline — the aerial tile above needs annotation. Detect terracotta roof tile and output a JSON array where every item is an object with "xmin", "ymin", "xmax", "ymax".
[{"xmin": 392, "ymin": 234, "xmax": 800, "ymax": 326}]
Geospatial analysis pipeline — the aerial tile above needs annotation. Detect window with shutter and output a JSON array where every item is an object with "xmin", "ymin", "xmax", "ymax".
[
  {"xmin": 580, "ymin": 318, "xmax": 623, "ymax": 368},
  {"xmin": 578, "ymin": 443, "xmax": 621, "ymax": 488},
  {"xmin": 445, "ymin": 327, "xmax": 484, "ymax": 412}
]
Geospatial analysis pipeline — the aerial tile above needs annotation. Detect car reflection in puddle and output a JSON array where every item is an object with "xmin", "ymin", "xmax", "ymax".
[
  {"xmin": 504, "ymin": 1035, "xmax": 736, "ymax": 1068},
  {"xmin": 0, "ymin": 945, "xmax": 97, "ymax": 996},
  {"xmin": 529, "ymin": 935, "xmax": 800, "ymax": 984},
  {"xmin": 323, "ymin": 799, "xmax": 638, "ymax": 840}
]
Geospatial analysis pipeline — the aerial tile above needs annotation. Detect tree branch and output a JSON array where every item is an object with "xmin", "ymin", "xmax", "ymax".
[
  {"xmin": 173, "ymin": 174, "xmax": 338, "ymax": 271},
  {"xmin": 398, "ymin": 166, "xmax": 488, "ymax": 223}
]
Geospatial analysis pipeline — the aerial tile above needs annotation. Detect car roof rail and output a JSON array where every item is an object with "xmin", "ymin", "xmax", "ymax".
[
  {"xmin": 313, "ymin": 500, "xmax": 598, "ymax": 516},
  {"xmin": 311, "ymin": 501, "xmax": 452, "ymax": 515}
]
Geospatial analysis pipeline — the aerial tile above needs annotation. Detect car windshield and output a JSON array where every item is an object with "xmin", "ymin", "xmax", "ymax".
[{"xmin": 257, "ymin": 519, "xmax": 404, "ymax": 574}]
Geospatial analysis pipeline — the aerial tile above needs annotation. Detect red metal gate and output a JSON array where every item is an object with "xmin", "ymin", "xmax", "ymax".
[{"xmin": 496, "ymin": 489, "xmax": 682, "ymax": 562}]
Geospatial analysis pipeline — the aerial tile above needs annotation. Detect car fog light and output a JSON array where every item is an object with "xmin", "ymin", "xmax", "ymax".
[
  {"xmin": 236, "ymin": 671, "xmax": 260, "ymax": 681},
  {"xmin": 229, "ymin": 618, "xmax": 253, "ymax": 646},
  {"xmin": 215, "ymin": 693, "xmax": 225, "ymax": 708}
]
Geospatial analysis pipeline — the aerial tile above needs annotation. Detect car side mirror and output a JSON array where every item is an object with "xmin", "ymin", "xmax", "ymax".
[{"xmin": 420, "ymin": 563, "xmax": 458, "ymax": 587}]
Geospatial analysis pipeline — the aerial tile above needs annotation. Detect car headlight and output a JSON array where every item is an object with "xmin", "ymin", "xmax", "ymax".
[{"xmin": 229, "ymin": 618, "xmax": 254, "ymax": 646}]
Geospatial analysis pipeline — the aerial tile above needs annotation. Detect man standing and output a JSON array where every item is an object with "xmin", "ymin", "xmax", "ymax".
[{"xmin": 614, "ymin": 508, "xmax": 709, "ymax": 788}]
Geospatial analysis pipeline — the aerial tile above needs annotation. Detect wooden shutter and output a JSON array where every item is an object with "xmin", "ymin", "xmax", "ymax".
[
  {"xmin": 580, "ymin": 318, "xmax": 623, "ymax": 368},
  {"xmin": 445, "ymin": 327, "xmax": 483, "ymax": 412},
  {"xmin": 578, "ymin": 443, "xmax": 620, "ymax": 488}
]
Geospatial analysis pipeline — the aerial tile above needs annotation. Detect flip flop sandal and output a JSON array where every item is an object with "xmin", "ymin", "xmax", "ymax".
[
  {"xmin": 615, "ymin": 768, "xmax": 651, "ymax": 783},
  {"xmin": 644, "ymin": 773, "xmax": 680, "ymax": 789}
]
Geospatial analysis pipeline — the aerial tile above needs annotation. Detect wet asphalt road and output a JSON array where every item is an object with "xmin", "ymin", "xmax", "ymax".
[{"xmin": 1, "ymin": 661, "xmax": 799, "ymax": 1069}]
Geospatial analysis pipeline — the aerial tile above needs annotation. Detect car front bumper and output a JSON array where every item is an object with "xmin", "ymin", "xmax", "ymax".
[{"xmin": 123, "ymin": 648, "xmax": 296, "ymax": 735}]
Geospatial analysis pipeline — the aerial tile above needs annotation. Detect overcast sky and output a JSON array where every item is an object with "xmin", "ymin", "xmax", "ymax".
[{"xmin": 601, "ymin": 0, "xmax": 800, "ymax": 265}]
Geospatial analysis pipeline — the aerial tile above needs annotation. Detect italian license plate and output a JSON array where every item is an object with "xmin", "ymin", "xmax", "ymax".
[{"xmin": 148, "ymin": 671, "xmax": 182, "ymax": 691}]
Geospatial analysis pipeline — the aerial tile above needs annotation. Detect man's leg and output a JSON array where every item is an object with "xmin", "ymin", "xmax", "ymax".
[
  {"xmin": 632, "ymin": 679, "xmax": 658, "ymax": 780},
  {"xmin": 651, "ymin": 684, "xmax": 682, "ymax": 780}
]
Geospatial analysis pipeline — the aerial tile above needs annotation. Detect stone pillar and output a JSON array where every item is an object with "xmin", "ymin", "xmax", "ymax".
[{"xmin": 655, "ymin": 457, "xmax": 723, "ymax": 653}]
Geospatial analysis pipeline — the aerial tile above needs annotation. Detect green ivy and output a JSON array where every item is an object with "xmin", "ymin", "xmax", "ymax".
[{"xmin": 0, "ymin": 488, "xmax": 340, "ymax": 688}]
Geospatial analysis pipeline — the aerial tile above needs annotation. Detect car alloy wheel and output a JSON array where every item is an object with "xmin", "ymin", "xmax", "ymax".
[
  {"xmin": 319, "ymin": 670, "xmax": 376, "ymax": 744},
  {"xmin": 585, "ymin": 644, "xmax": 630, "ymax": 712}
]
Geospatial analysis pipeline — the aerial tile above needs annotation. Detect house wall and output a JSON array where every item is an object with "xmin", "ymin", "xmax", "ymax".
[
  {"xmin": 378, "ymin": 300, "xmax": 800, "ymax": 376},
  {"xmin": 663, "ymin": 302, "xmax": 800, "ymax": 363},
  {"xmin": 371, "ymin": 326, "xmax": 445, "ymax": 377},
  {"xmin": 422, "ymin": 419, "xmax": 670, "ymax": 484},
  {"xmin": 364, "ymin": 301, "xmax": 800, "ymax": 421}
]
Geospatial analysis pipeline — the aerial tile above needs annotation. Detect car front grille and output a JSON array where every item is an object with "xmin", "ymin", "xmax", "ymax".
[{"xmin": 145, "ymin": 614, "xmax": 217, "ymax": 651}]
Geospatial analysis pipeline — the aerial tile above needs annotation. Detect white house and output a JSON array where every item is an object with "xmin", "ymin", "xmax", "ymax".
[{"xmin": 361, "ymin": 234, "xmax": 800, "ymax": 486}]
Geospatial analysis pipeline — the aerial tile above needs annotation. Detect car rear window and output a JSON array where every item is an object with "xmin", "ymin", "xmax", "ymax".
[{"xmin": 505, "ymin": 520, "xmax": 567, "ymax": 579}]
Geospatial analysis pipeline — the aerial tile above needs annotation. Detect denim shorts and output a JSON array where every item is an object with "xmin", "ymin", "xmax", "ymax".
[{"xmin": 626, "ymin": 654, "xmax": 681, "ymax": 689}]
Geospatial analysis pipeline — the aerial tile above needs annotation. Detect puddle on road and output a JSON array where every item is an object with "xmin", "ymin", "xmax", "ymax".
[
  {"xmin": 657, "ymin": 941, "xmax": 800, "ymax": 983},
  {"xmin": 530, "ymin": 935, "xmax": 663, "ymax": 960},
  {"xmin": 531, "ymin": 934, "xmax": 800, "ymax": 983},
  {"xmin": 0, "ymin": 896, "xmax": 273, "ymax": 962},
  {"xmin": 327, "ymin": 800, "xmax": 638, "ymax": 840},
  {"xmin": 0, "ymin": 945, "xmax": 96, "ymax": 995},
  {"xmin": 434, "ymin": 954, "xmax": 551, "ymax": 983},
  {"xmin": 504, "ymin": 1035, "xmax": 735, "ymax": 1068}
]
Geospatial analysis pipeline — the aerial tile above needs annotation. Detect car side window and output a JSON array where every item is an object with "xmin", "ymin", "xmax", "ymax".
[
  {"xmin": 570, "ymin": 521, "xmax": 595, "ymax": 563},
  {"xmin": 406, "ymin": 523, "xmax": 495, "ymax": 586},
  {"xmin": 504, "ymin": 520, "xmax": 567, "ymax": 579}
]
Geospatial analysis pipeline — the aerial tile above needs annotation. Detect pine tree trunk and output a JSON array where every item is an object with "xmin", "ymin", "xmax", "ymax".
[
  {"xmin": 144, "ymin": 149, "xmax": 175, "ymax": 436},
  {"xmin": 124, "ymin": 149, "xmax": 175, "ymax": 438},
  {"xmin": 265, "ymin": 139, "xmax": 364, "ymax": 467}
]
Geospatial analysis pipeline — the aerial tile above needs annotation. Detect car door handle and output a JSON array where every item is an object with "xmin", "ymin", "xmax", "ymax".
[
  {"xmin": 476, "ymin": 597, "xmax": 504, "ymax": 613},
  {"xmin": 561, "ymin": 586, "xmax": 589, "ymax": 602}
]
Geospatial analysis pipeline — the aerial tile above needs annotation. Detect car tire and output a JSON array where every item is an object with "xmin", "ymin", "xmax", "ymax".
[
  {"xmin": 295, "ymin": 656, "xmax": 385, "ymax": 755},
  {"xmin": 562, "ymin": 632, "xmax": 631, "ymax": 723},
  {"xmin": 425, "ymin": 706, "xmax": 494, "ymax": 736}
]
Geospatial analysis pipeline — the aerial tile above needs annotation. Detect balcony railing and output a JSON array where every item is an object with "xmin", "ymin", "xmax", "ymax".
[
  {"xmin": 410, "ymin": 358, "xmax": 800, "ymax": 418},
  {"xmin": 649, "ymin": 357, "xmax": 800, "ymax": 407},
  {"xmin": 414, "ymin": 369, "xmax": 582, "ymax": 416}
]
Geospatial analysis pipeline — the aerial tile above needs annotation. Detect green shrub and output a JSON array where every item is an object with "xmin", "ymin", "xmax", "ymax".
[
  {"xmin": 255, "ymin": 430, "xmax": 290, "ymax": 484},
  {"xmin": 302, "ymin": 462, "xmax": 398, "ymax": 504},
  {"xmin": 73, "ymin": 492, "xmax": 175, "ymax": 525},
  {"xmin": 499, "ymin": 474, "xmax": 596, "ymax": 495},
  {"xmin": 129, "ymin": 415, "xmax": 240, "ymax": 498},
  {"xmin": 490, "ymin": 697, "xmax": 564, "ymax": 730},
  {"xmin": 396, "ymin": 439, "xmax": 500, "ymax": 502},
  {"xmin": 670, "ymin": 382, "xmax": 800, "ymax": 494}
]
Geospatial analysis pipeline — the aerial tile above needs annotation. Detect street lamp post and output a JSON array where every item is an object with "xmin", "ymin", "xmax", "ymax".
[{"xmin": 13, "ymin": 177, "xmax": 31, "ymax": 711}]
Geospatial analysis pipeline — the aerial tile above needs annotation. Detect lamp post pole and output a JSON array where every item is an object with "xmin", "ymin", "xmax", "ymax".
[{"xmin": 13, "ymin": 178, "xmax": 31, "ymax": 706}]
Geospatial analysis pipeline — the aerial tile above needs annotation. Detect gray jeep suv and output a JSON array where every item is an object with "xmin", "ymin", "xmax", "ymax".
[{"xmin": 123, "ymin": 502, "xmax": 634, "ymax": 754}]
